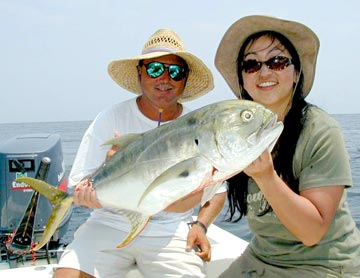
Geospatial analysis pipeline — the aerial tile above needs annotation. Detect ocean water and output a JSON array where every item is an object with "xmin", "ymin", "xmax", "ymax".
[{"xmin": 0, "ymin": 113, "xmax": 359, "ymax": 243}]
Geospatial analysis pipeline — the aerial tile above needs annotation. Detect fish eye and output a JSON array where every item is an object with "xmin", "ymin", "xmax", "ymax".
[{"xmin": 241, "ymin": 110, "xmax": 254, "ymax": 122}]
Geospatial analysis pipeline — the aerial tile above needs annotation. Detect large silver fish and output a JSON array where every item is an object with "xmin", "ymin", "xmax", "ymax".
[{"xmin": 17, "ymin": 99, "xmax": 283, "ymax": 250}]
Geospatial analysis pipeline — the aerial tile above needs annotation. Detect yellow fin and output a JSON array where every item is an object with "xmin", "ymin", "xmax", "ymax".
[
  {"xmin": 16, "ymin": 177, "xmax": 73, "ymax": 251},
  {"xmin": 16, "ymin": 177, "xmax": 68, "ymax": 203},
  {"xmin": 33, "ymin": 195, "xmax": 73, "ymax": 250},
  {"xmin": 116, "ymin": 211, "xmax": 150, "ymax": 248}
]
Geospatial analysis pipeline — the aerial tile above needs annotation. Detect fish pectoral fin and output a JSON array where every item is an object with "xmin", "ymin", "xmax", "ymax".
[
  {"xmin": 116, "ymin": 211, "xmax": 150, "ymax": 248},
  {"xmin": 137, "ymin": 157, "xmax": 213, "ymax": 208},
  {"xmin": 102, "ymin": 133, "xmax": 142, "ymax": 148},
  {"xmin": 34, "ymin": 195, "xmax": 73, "ymax": 251}
]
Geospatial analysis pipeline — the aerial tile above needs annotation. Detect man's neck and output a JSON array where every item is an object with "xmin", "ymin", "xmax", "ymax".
[{"xmin": 136, "ymin": 96, "xmax": 183, "ymax": 122}]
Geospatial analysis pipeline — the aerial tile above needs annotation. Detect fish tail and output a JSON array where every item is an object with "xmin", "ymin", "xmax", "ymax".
[
  {"xmin": 116, "ymin": 211, "xmax": 150, "ymax": 248},
  {"xmin": 16, "ymin": 177, "xmax": 74, "ymax": 251}
]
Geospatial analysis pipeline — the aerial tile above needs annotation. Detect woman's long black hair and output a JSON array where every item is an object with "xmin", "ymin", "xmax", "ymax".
[{"xmin": 226, "ymin": 31, "xmax": 310, "ymax": 222}]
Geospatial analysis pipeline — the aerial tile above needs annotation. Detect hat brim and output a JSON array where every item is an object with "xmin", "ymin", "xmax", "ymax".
[
  {"xmin": 108, "ymin": 51, "xmax": 214, "ymax": 102},
  {"xmin": 215, "ymin": 15, "xmax": 320, "ymax": 98}
]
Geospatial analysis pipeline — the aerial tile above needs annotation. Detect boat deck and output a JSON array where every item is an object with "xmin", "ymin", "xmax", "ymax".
[{"xmin": 0, "ymin": 223, "xmax": 248, "ymax": 277}]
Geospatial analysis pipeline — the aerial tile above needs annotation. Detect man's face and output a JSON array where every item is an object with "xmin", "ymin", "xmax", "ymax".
[{"xmin": 138, "ymin": 54, "xmax": 188, "ymax": 109}]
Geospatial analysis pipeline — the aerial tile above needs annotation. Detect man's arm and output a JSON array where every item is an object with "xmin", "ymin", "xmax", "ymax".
[
  {"xmin": 186, "ymin": 192, "xmax": 226, "ymax": 262},
  {"xmin": 73, "ymin": 131, "xmax": 120, "ymax": 209}
]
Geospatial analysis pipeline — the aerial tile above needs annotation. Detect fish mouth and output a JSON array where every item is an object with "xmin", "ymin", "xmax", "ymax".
[
  {"xmin": 247, "ymin": 113, "xmax": 283, "ymax": 151},
  {"xmin": 265, "ymin": 121, "xmax": 283, "ymax": 152}
]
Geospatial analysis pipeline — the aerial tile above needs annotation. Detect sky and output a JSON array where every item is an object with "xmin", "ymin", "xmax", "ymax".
[{"xmin": 1, "ymin": 0, "xmax": 359, "ymax": 123}]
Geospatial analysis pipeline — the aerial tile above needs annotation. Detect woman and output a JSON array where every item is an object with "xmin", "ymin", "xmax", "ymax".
[{"xmin": 215, "ymin": 15, "xmax": 360, "ymax": 277}]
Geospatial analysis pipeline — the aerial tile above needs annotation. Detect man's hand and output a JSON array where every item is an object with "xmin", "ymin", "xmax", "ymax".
[
  {"xmin": 73, "ymin": 179, "xmax": 102, "ymax": 209},
  {"xmin": 106, "ymin": 131, "xmax": 120, "ymax": 160},
  {"xmin": 186, "ymin": 223, "xmax": 211, "ymax": 262}
]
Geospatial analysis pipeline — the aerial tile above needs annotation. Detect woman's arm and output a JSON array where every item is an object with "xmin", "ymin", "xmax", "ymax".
[{"xmin": 245, "ymin": 150, "xmax": 343, "ymax": 246}]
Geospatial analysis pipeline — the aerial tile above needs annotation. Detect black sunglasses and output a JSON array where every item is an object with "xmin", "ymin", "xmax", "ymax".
[
  {"xmin": 241, "ymin": 56, "xmax": 293, "ymax": 74},
  {"xmin": 143, "ymin": 62, "xmax": 188, "ymax": 81}
]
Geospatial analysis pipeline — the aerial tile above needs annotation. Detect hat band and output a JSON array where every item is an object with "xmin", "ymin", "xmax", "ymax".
[{"xmin": 142, "ymin": 46, "xmax": 178, "ymax": 55}]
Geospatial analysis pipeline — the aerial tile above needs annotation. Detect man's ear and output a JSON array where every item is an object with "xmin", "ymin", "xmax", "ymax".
[{"xmin": 136, "ymin": 65, "xmax": 142, "ymax": 81}]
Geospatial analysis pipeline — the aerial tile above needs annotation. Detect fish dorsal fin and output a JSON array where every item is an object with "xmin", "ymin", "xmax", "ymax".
[{"xmin": 102, "ymin": 133, "xmax": 142, "ymax": 149}]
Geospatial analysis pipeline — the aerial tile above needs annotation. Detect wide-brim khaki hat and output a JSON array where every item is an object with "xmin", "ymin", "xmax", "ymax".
[
  {"xmin": 215, "ymin": 15, "xmax": 320, "ymax": 98},
  {"xmin": 108, "ymin": 29, "xmax": 214, "ymax": 102}
]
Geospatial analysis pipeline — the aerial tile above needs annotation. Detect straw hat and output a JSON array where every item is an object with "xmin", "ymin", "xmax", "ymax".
[
  {"xmin": 108, "ymin": 29, "xmax": 214, "ymax": 102},
  {"xmin": 215, "ymin": 15, "xmax": 320, "ymax": 98}
]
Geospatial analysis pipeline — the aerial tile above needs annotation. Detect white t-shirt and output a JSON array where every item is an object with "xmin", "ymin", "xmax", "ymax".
[{"xmin": 69, "ymin": 97, "xmax": 226, "ymax": 235}]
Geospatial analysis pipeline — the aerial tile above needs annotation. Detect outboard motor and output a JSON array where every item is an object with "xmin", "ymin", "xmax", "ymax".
[{"xmin": 0, "ymin": 134, "xmax": 72, "ymax": 267}]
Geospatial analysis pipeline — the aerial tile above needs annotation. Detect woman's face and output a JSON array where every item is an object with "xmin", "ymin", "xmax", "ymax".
[{"xmin": 241, "ymin": 36, "xmax": 298, "ymax": 117}]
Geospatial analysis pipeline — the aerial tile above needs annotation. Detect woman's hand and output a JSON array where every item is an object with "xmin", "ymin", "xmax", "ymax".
[{"xmin": 244, "ymin": 150, "xmax": 275, "ymax": 182}]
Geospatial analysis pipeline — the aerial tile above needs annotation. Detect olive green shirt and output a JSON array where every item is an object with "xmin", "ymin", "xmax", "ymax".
[{"xmin": 246, "ymin": 106, "xmax": 360, "ymax": 269}]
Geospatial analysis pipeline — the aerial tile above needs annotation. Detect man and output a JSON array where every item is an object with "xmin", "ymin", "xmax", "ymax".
[{"xmin": 55, "ymin": 29, "xmax": 226, "ymax": 278}]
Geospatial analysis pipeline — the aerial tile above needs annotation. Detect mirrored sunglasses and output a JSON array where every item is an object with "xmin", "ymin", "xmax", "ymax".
[
  {"xmin": 144, "ymin": 62, "xmax": 187, "ymax": 81},
  {"xmin": 241, "ymin": 56, "xmax": 293, "ymax": 74}
]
